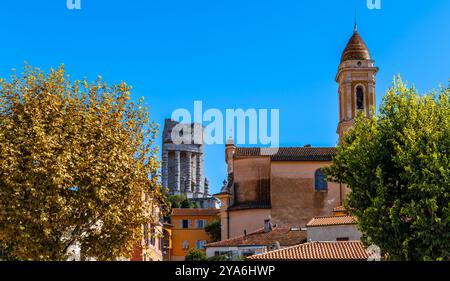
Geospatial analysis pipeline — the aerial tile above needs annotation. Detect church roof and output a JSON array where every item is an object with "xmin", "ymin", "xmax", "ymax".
[
  {"xmin": 234, "ymin": 147, "xmax": 336, "ymax": 161},
  {"xmin": 340, "ymin": 29, "xmax": 371, "ymax": 63}
]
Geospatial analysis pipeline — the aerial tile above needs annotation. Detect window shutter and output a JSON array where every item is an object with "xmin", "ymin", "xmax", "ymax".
[{"xmin": 188, "ymin": 220, "xmax": 192, "ymax": 228}]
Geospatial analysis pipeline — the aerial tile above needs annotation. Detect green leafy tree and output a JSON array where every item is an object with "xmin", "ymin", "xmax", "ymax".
[
  {"xmin": 164, "ymin": 194, "xmax": 199, "ymax": 223},
  {"xmin": 168, "ymin": 194, "xmax": 198, "ymax": 209},
  {"xmin": 204, "ymin": 220, "xmax": 221, "ymax": 242},
  {"xmin": 168, "ymin": 194, "xmax": 184, "ymax": 209},
  {"xmin": 180, "ymin": 197, "xmax": 195, "ymax": 208},
  {"xmin": 325, "ymin": 77, "xmax": 450, "ymax": 261},
  {"xmin": 184, "ymin": 249, "xmax": 207, "ymax": 261},
  {"xmin": 0, "ymin": 65, "xmax": 166, "ymax": 261}
]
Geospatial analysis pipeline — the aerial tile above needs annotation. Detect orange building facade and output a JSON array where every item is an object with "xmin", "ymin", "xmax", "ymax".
[{"xmin": 170, "ymin": 208, "xmax": 219, "ymax": 261}]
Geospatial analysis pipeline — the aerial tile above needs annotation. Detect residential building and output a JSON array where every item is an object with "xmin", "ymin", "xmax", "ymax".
[
  {"xmin": 170, "ymin": 208, "xmax": 219, "ymax": 261},
  {"xmin": 162, "ymin": 223, "xmax": 173, "ymax": 261},
  {"xmin": 205, "ymin": 219, "xmax": 306, "ymax": 260},
  {"xmin": 130, "ymin": 204, "xmax": 164, "ymax": 261},
  {"xmin": 247, "ymin": 241, "xmax": 371, "ymax": 261},
  {"xmin": 306, "ymin": 215, "xmax": 361, "ymax": 242}
]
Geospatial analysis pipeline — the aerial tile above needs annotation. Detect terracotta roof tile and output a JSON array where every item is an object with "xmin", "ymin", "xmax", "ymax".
[
  {"xmin": 340, "ymin": 30, "xmax": 371, "ymax": 63},
  {"xmin": 171, "ymin": 208, "xmax": 219, "ymax": 216},
  {"xmin": 247, "ymin": 241, "xmax": 369, "ymax": 261},
  {"xmin": 306, "ymin": 215, "xmax": 357, "ymax": 227},
  {"xmin": 205, "ymin": 228, "xmax": 306, "ymax": 248},
  {"xmin": 235, "ymin": 147, "xmax": 336, "ymax": 161},
  {"xmin": 333, "ymin": 206, "xmax": 347, "ymax": 212}
]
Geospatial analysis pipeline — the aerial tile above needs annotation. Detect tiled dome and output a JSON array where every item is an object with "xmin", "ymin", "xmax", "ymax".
[{"xmin": 340, "ymin": 29, "xmax": 371, "ymax": 63}]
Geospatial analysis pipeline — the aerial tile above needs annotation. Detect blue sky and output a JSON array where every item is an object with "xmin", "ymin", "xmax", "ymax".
[{"xmin": 0, "ymin": 0, "xmax": 449, "ymax": 194}]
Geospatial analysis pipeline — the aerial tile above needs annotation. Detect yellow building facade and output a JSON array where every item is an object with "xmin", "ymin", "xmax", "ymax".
[{"xmin": 170, "ymin": 208, "xmax": 219, "ymax": 261}]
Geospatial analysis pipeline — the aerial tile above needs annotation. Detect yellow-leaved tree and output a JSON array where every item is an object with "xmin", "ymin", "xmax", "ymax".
[{"xmin": 0, "ymin": 65, "xmax": 166, "ymax": 261}]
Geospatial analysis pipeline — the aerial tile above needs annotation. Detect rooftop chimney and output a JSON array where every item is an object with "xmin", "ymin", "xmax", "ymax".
[
  {"xmin": 264, "ymin": 217, "xmax": 273, "ymax": 233},
  {"xmin": 274, "ymin": 241, "xmax": 281, "ymax": 250}
]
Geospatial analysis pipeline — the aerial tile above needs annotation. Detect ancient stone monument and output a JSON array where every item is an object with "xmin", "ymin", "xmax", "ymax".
[{"xmin": 161, "ymin": 119, "xmax": 215, "ymax": 207}]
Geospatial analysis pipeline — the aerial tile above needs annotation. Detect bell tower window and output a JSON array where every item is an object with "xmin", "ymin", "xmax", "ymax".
[{"xmin": 356, "ymin": 86, "xmax": 364, "ymax": 110}]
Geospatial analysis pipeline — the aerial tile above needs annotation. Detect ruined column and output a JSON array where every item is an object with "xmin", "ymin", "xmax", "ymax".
[
  {"xmin": 186, "ymin": 152, "xmax": 192, "ymax": 193},
  {"xmin": 162, "ymin": 150, "xmax": 169, "ymax": 189},
  {"xmin": 204, "ymin": 177, "xmax": 210, "ymax": 196},
  {"xmin": 174, "ymin": 150, "xmax": 181, "ymax": 193},
  {"xmin": 196, "ymin": 153, "xmax": 203, "ymax": 195}
]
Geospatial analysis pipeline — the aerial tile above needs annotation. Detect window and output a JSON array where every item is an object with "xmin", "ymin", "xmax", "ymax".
[
  {"xmin": 356, "ymin": 86, "xmax": 364, "ymax": 110},
  {"xmin": 159, "ymin": 237, "xmax": 163, "ymax": 252},
  {"xmin": 195, "ymin": 240, "xmax": 205, "ymax": 250},
  {"xmin": 182, "ymin": 219, "xmax": 189, "ymax": 229},
  {"xmin": 242, "ymin": 250, "xmax": 256, "ymax": 257},
  {"xmin": 150, "ymin": 226, "xmax": 156, "ymax": 246},
  {"xmin": 215, "ymin": 251, "xmax": 232, "ymax": 259},
  {"xmin": 196, "ymin": 219, "xmax": 206, "ymax": 228},
  {"xmin": 143, "ymin": 224, "xmax": 149, "ymax": 244},
  {"xmin": 182, "ymin": 240, "xmax": 189, "ymax": 251},
  {"xmin": 337, "ymin": 237, "xmax": 350, "ymax": 241},
  {"xmin": 315, "ymin": 169, "xmax": 328, "ymax": 192}
]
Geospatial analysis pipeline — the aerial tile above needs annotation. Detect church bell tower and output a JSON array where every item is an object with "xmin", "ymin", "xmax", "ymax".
[{"xmin": 336, "ymin": 23, "xmax": 378, "ymax": 140}]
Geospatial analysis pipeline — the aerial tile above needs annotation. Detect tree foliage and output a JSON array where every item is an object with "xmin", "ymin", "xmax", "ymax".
[
  {"xmin": 0, "ymin": 65, "xmax": 166, "ymax": 261},
  {"xmin": 184, "ymin": 249, "xmax": 207, "ymax": 261},
  {"xmin": 325, "ymin": 77, "xmax": 450, "ymax": 261},
  {"xmin": 168, "ymin": 194, "xmax": 198, "ymax": 209},
  {"xmin": 204, "ymin": 220, "xmax": 221, "ymax": 242},
  {"xmin": 163, "ymin": 194, "xmax": 199, "ymax": 223}
]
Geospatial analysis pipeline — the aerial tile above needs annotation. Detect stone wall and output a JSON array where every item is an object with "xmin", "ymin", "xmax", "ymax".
[
  {"xmin": 270, "ymin": 161, "xmax": 347, "ymax": 228},
  {"xmin": 307, "ymin": 224, "xmax": 361, "ymax": 242},
  {"xmin": 233, "ymin": 157, "xmax": 271, "ymax": 207},
  {"xmin": 228, "ymin": 208, "xmax": 271, "ymax": 239}
]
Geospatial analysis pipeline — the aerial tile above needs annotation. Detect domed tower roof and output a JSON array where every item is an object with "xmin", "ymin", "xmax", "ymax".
[{"xmin": 340, "ymin": 26, "xmax": 371, "ymax": 63}]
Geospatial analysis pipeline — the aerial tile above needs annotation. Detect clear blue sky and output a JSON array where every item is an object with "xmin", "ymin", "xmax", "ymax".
[{"xmin": 1, "ymin": 0, "xmax": 449, "ymax": 194}]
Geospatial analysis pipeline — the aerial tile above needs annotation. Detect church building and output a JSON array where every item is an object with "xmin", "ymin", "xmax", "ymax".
[{"xmin": 215, "ymin": 25, "xmax": 378, "ymax": 240}]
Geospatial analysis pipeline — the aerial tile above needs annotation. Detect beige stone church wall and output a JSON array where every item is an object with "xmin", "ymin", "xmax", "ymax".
[
  {"xmin": 233, "ymin": 157, "xmax": 271, "ymax": 206},
  {"xmin": 228, "ymin": 208, "xmax": 271, "ymax": 239},
  {"xmin": 270, "ymin": 161, "xmax": 348, "ymax": 228}
]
